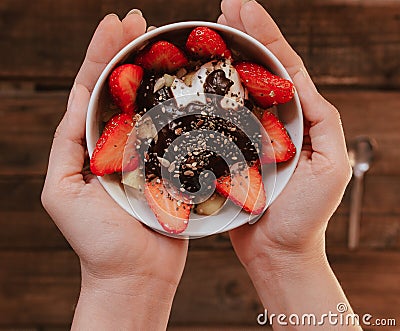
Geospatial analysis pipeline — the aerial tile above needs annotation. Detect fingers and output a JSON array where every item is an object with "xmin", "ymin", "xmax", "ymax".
[
  {"xmin": 75, "ymin": 11, "xmax": 147, "ymax": 93},
  {"xmin": 295, "ymin": 71, "xmax": 349, "ymax": 166},
  {"xmin": 45, "ymin": 11, "xmax": 147, "ymax": 186},
  {"xmin": 46, "ymin": 14, "xmax": 122, "ymax": 186},
  {"xmin": 122, "ymin": 10, "xmax": 147, "ymax": 46},
  {"xmin": 220, "ymin": 0, "xmax": 245, "ymax": 31},
  {"xmin": 239, "ymin": 1, "xmax": 303, "ymax": 76},
  {"xmin": 217, "ymin": 14, "xmax": 228, "ymax": 26},
  {"xmin": 147, "ymin": 26, "xmax": 157, "ymax": 32},
  {"xmin": 236, "ymin": 1, "xmax": 348, "ymax": 164},
  {"xmin": 75, "ymin": 14, "xmax": 124, "ymax": 93}
]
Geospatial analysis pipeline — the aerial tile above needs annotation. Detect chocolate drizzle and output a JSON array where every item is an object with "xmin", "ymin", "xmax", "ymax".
[
  {"xmin": 203, "ymin": 69, "xmax": 234, "ymax": 96},
  {"xmin": 136, "ymin": 74, "xmax": 174, "ymax": 114},
  {"xmin": 137, "ymin": 98, "xmax": 261, "ymax": 196}
]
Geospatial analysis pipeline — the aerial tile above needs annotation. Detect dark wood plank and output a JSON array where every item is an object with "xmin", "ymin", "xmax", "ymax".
[
  {"xmin": 0, "ymin": 211, "xmax": 69, "ymax": 249},
  {"xmin": 0, "ymin": 0, "xmax": 100, "ymax": 87},
  {"xmin": 1, "ymin": 249, "xmax": 399, "ymax": 329},
  {"xmin": 328, "ymin": 250, "xmax": 400, "ymax": 329},
  {"xmin": 1, "ymin": 1, "xmax": 400, "ymax": 88},
  {"xmin": 337, "ymin": 175, "xmax": 400, "ymax": 215},
  {"xmin": 0, "ymin": 92, "xmax": 64, "ymax": 176},
  {"xmin": 171, "ymin": 250, "xmax": 262, "ymax": 326},
  {"xmin": 101, "ymin": 0, "xmax": 222, "ymax": 27},
  {"xmin": 0, "ymin": 251, "xmax": 79, "ymax": 326},
  {"xmin": 325, "ymin": 90, "xmax": 400, "ymax": 176},
  {"xmin": 327, "ymin": 214, "xmax": 400, "ymax": 250},
  {"xmin": 1, "ymin": 90, "xmax": 399, "ymax": 176}
]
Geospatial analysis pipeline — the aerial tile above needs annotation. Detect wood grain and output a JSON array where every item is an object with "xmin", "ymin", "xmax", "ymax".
[
  {"xmin": 0, "ymin": 0, "xmax": 99, "ymax": 86},
  {"xmin": 325, "ymin": 90, "xmax": 400, "ymax": 176},
  {"xmin": 0, "ymin": 249, "xmax": 399, "ymax": 330},
  {"xmin": 0, "ymin": 251, "xmax": 79, "ymax": 326},
  {"xmin": 1, "ymin": 1, "xmax": 400, "ymax": 88},
  {"xmin": 0, "ymin": 92, "xmax": 64, "ymax": 176}
]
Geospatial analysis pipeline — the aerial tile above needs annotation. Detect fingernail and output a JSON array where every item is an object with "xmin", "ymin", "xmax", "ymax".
[
  {"xmin": 242, "ymin": 0, "xmax": 253, "ymax": 4},
  {"xmin": 105, "ymin": 13, "xmax": 119, "ymax": 19},
  {"xmin": 126, "ymin": 9, "xmax": 143, "ymax": 17},
  {"xmin": 147, "ymin": 26, "xmax": 157, "ymax": 32}
]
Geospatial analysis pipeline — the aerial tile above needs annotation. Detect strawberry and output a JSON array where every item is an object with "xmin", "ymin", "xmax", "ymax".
[
  {"xmin": 145, "ymin": 179, "xmax": 192, "ymax": 234},
  {"xmin": 234, "ymin": 62, "xmax": 294, "ymax": 108},
  {"xmin": 90, "ymin": 113, "xmax": 139, "ymax": 176},
  {"xmin": 215, "ymin": 165, "xmax": 266, "ymax": 215},
  {"xmin": 134, "ymin": 41, "xmax": 189, "ymax": 73},
  {"xmin": 260, "ymin": 111, "xmax": 296, "ymax": 164},
  {"xmin": 109, "ymin": 64, "xmax": 143, "ymax": 114},
  {"xmin": 186, "ymin": 27, "xmax": 232, "ymax": 59}
]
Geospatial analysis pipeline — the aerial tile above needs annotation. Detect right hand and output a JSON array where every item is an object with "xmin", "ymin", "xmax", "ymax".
[{"xmin": 219, "ymin": 0, "xmax": 352, "ymax": 270}]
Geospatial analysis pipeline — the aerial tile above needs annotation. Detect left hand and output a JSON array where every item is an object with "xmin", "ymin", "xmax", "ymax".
[{"xmin": 41, "ymin": 11, "xmax": 187, "ymax": 330}]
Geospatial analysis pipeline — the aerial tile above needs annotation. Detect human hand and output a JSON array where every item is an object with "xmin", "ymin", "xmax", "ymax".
[
  {"xmin": 218, "ymin": 2, "xmax": 358, "ymax": 328},
  {"xmin": 219, "ymin": 0, "xmax": 351, "ymax": 270},
  {"xmin": 41, "ymin": 11, "xmax": 187, "ymax": 330}
]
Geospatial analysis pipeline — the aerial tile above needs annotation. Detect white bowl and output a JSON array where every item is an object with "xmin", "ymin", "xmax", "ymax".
[{"xmin": 86, "ymin": 21, "xmax": 303, "ymax": 239}]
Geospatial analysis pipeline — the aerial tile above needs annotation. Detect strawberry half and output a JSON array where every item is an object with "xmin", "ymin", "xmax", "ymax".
[
  {"xmin": 234, "ymin": 62, "xmax": 294, "ymax": 108},
  {"xmin": 260, "ymin": 111, "xmax": 296, "ymax": 164},
  {"xmin": 186, "ymin": 27, "xmax": 232, "ymax": 59},
  {"xmin": 145, "ymin": 179, "xmax": 192, "ymax": 234},
  {"xmin": 90, "ymin": 113, "xmax": 139, "ymax": 176},
  {"xmin": 134, "ymin": 41, "xmax": 189, "ymax": 73},
  {"xmin": 215, "ymin": 165, "xmax": 266, "ymax": 215},
  {"xmin": 109, "ymin": 64, "xmax": 144, "ymax": 114}
]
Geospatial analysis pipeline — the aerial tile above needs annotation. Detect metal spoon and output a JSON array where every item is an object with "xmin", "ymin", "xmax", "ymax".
[{"xmin": 347, "ymin": 136, "xmax": 375, "ymax": 250}]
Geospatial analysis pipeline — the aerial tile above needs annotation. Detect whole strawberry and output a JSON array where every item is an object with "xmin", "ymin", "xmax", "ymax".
[
  {"xmin": 186, "ymin": 27, "xmax": 232, "ymax": 59},
  {"xmin": 135, "ymin": 41, "xmax": 188, "ymax": 73},
  {"xmin": 235, "ymin": 62, "xmax": 295, "ymax": 108}
]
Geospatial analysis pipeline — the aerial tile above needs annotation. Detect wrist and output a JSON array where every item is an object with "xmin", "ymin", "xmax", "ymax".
[
  {"xmin": 72, "ymin": 266, "xmax": 179, "ymax": 330},
  {"xmin": 244, "ymin": 237, "xmax": 328, "ymax": 284},
  {"xmin": 240, "ymin": 242, "xmax": 359, "ymax": 330}
]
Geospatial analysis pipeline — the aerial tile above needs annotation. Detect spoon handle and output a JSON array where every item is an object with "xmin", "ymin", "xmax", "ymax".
[{"xmin": 348, "ymin": 174, "xmax": 364, "ymax": 250}]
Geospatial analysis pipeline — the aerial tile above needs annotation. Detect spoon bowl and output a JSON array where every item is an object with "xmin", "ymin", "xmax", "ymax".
[{"xmin": 348, "ymin": 136, "xmax": 375, "ymax": 177}]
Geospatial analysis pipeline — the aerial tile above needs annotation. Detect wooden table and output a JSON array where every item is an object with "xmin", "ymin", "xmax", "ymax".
[{"xmin": 1, "ymin": 1, "xmax": 399, "ymax": 330}]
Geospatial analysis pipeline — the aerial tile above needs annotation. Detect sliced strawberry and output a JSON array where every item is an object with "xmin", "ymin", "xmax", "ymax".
[
  {"xmin": 134, "ymin": 41, "xmax": 189, "ymax": 73},
  {"xmin": 109, "ymin": 64, "xmax": 144, "ymax": 114},
  {"xmin": 234, "ymin": 62, "xmax": 294, "ymax": 108},
  {"xmin": 215, "ymin": 165, "xmax": 266, "ymax": 215},
  {"xmin": 186, "ymin": 27, "xmax": 232, "ymax": 59},
  {"xmin": 260, "ymin": 111, "xmax": 296, "ymax": 164},
  {"xmin": 90, "ymin": 113, "xmax": 139, "ymax": 176},
  {"xmin": 145, "ymin": 179, "xmax": 192, "ymax": 234}
]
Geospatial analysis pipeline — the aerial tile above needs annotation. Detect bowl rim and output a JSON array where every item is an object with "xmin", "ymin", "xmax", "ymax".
[{"xmin": 86, "ymin": 20, "xmax": 303, "ymax": 238}]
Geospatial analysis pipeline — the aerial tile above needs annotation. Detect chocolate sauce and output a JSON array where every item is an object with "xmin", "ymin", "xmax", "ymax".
[
  {"xmin": 136, "ymin": 74, "xmax": 174, "ymax": 114},
  {"xmin": 203, "ymin": 69, "xmax": 234, "ymax": 96},
  {"xmin": 138, "ymin": 99, "xmax": 261, "ymax": 195}
]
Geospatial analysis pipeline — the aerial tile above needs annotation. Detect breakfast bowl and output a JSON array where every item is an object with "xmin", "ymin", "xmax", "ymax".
[{"xmin": 86, "ymin": 21, "xmax": 303, "ymax": 239}]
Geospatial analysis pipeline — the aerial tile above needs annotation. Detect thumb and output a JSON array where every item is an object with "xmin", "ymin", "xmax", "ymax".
[{"xmin": 45, "ymin": 83, "xmax": 90, "ymax": 184}]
